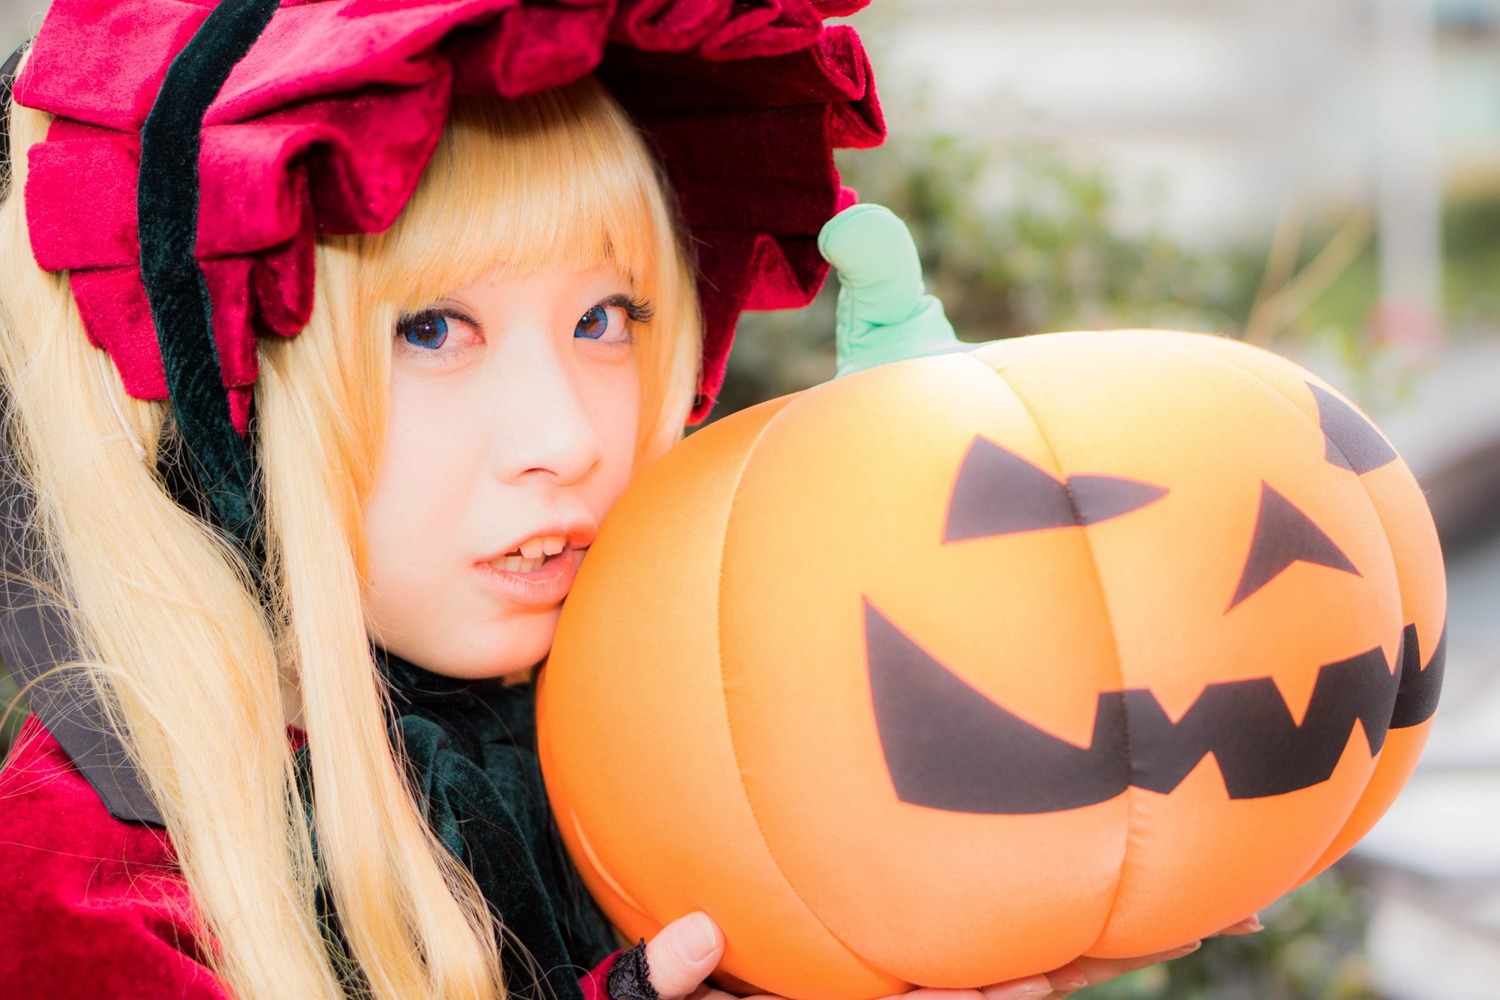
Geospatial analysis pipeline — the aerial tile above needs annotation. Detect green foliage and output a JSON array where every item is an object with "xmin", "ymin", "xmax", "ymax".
[
  {"xmin": 1258, "ymin": 193, "xmax": 1500, "ymax": 410},
  {"xmin": 718, "ymin": 101, "xmax": 1262, "ymax": 415},
  {"xmin": 1292, "ymin": 241, "xmax": 1379, "ymax": 344},
  {"xmin": 1443, "ymin": 193, "xmax": 1500, "ymax": 332},
  {"xmin": 838, "ymin": 127, "xmax": 1260, "ymax": 344},
  {"xmin": 1085, "ymin": 868, "xmax": 1384, "ymax": 999}
]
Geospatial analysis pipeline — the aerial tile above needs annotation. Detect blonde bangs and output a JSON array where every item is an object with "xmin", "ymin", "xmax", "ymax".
[{"xmin": 365, "ymin": 83, "xmax": 662, "ymax": 312}]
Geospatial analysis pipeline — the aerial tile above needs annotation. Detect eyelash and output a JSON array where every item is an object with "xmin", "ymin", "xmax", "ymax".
[
  {"xmin": 585, "ymin": 294, "xmax": 654, "ymax": 345},
  {"xmin": 605, "ymin": 294, "xmax": 654, "ymax": 326}
]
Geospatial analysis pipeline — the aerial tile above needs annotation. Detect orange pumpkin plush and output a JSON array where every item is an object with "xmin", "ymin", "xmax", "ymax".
[{"xmin": 538, "ymin": 329, "xmax": 1444, "ymax": 999}]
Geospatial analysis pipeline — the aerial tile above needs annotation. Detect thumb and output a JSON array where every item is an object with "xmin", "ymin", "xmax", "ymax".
[
  {"xmin": 817, "ymin": 203, "xmax": 960, "ymax": 378},
  {"xmin": 644, "ymin": 912, "xmax": 726, "ymax": 1000}
]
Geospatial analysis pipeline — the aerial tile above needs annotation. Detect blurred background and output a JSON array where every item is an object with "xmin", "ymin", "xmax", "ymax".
[{"xmin": 2, "ymin": 0, "xmax": 1498, "ymax": 996}]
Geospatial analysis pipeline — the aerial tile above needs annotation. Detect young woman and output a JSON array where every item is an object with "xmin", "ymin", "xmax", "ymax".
[{"xmin": 0, "ymin": 2, "xmax": 1242, "ymax": 997}]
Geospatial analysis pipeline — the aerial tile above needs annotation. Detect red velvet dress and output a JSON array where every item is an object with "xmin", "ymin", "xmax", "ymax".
[{"xmin": 0, "ymin": 717, "xmax": 617, "ymax": 998}]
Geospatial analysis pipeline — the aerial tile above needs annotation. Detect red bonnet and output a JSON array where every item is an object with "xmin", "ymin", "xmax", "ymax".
[{"xmin": 15, "ymin": 0, "xmax": 884, "ymax": 428}]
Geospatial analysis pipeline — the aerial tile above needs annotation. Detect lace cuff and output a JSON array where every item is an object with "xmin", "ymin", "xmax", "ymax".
[{"xmin": 607, "ymin": 940, "xmax": 660, "ymax": 1000}]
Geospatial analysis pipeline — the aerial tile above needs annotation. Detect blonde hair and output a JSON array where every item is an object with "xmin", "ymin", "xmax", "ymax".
[{"xmin": 0, "ymin": 76, "xmax": 700, "ymax": 999}]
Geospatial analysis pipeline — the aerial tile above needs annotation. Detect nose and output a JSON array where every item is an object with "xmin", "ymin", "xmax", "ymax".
[{"xmin": 486, "ymin": 337, "xmax": 604, "ymax": 486}]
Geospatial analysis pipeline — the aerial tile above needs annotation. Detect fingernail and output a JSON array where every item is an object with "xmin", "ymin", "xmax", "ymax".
[
  {"xmin": 1168, "ymin": 940, "xmax": 1202, "ymax": 957},
  {"xmin": 1017, "ymin": 983, "xmax": 1053, "ymax": 998},
  {"xmin": 674, "ymin": 912, "xmax": 718, "ymax": 964},
  {"xmin": 1057, "ymin": 974, "xmax": 1088, "ymax": 990},
  {"xmin": 1223, "ymin": 917, "xmax": 1264, "ymax": 934}
]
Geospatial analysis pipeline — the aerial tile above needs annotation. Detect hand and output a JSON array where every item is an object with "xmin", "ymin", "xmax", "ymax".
[
  {"xmin": 642, "ymin": 912, "xmax": 1261, "ymax": 1000},
  {"xmin": 974, "ymin": 913, "xmax": 1263, "ymax": 999},
  {"xmin": 973, "ymin": 942, "xmax": 1203, "ymax": 999},
  {"xmin": 642, "ymin": 912, "xmax": 728, "ymax": 1000}
]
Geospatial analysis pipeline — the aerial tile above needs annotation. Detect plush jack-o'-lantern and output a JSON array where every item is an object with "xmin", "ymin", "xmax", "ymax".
[{"xmin": 537, "ymin": 329, "xmax": 1444, "ymax": 999}]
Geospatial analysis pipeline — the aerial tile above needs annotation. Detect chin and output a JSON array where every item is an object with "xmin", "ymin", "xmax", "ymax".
[{"xmin": 436, "ymin": 621, "xmax": 558, "ymax": 681}]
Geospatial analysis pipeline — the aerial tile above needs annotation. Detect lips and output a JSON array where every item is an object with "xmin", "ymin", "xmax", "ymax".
[
  {"xmin": 474, "ymin": 544, "xmax": 586, "ymax": 608},
  {"xmin": 472, "ymin": 517, "xmax": 599, "ymax": 609}
]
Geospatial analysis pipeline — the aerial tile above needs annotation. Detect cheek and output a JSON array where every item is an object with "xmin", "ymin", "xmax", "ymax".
[
  {"xmin": 588, "ymin": 359, "xmax": 644, "ymax": 501},
  {"xmin": 363, "ymin": 380, "xmax": 478, "ymax": 595},
  {"xmin": 361, "ymin": 450, "xmax": 436, "ymax": 638},
  {"xmin": 376, "ymin": 370, "xmax": 481, "ymax": 500}
]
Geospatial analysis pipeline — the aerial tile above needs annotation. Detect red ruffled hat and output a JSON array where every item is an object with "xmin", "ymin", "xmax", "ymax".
[{"xmin": 16, "ymin": 0, "xmax": 884, "ymax": 431}]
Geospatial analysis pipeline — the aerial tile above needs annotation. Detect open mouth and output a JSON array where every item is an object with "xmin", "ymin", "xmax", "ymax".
[
  {"xmin": 490, "ymin": 535, "xmax": 568, "ymax": 574},
  {"xmin": 866, "ymin": 599, "xmax": 1445, "ymax": 815}
]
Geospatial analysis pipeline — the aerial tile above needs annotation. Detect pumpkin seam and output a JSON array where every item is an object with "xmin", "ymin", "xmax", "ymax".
[
  {"xmin": 711, "ymin": 387, "xmax": 900, "ymax": 988},
  {"xmin": 972, "ymin": 353, "xmax": 1137, "ymax": 958}
]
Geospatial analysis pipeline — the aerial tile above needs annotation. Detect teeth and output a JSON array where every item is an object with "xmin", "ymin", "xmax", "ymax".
[
  {"xmin": 518, "ymin": 535, "xmax": 567, "ymax": 559},
  {"xmin": 492, "ymin": 535, "xmax": 567, "ymax": 573},
  {"xmin": 495, "ymin": 554, "xmax": 546, "ymax": 574}
]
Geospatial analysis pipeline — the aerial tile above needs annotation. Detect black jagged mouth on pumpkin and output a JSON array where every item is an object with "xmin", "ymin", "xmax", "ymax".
[{"xmin": 866, "ymin": 600, "xmax": 1445, "ymax": 815}]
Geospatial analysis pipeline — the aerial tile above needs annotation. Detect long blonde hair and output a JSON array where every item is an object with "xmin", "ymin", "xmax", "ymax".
[{"xmin": 0, "ymin": 76, "xmax": 700, "ymax": 998}]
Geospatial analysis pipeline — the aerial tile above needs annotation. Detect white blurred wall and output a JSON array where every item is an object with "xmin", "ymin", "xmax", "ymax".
[
  {"xmin": 885, "ymin": 0, "xmax": 1500, "ymax": 251},
  {"xmin": 7, "ymin": 0, "xmax": 1498, "ymax": 258},
  {"xmin": 0, "ymin": 0, "xmax": 44, "ymax": 51}
]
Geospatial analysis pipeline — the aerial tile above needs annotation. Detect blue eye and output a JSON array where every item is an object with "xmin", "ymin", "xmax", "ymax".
[
  {"xmin": 575, "ymin": 304, "xmax": 611, "ymax": 340},
  {"xmin": 397, "ymin": 312, "xmax": 449, "ymax": 350}
]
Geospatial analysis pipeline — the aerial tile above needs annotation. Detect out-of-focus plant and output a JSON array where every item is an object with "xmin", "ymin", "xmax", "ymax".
[
  {"xmin": 1442, "ymin": 193, "xmax": 1500, "ymax": 333},
  {"xmin": 1245, "ymin": 192, "xmax": 1500, "ymax": 410},
  {"xmin": 715, "ymin": 102, "xmax": 1262, "ymax": 417},
  {"xmin": 846, "ymin": 122, "xmax": 1261, "ymax": 343}
]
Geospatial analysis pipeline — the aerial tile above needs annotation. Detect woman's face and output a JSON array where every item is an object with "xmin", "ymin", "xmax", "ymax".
[{"xmin": 362, "ymin": 263, "xmax": 645, "ymax": 678}]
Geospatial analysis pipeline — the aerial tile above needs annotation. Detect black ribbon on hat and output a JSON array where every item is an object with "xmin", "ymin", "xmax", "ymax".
[{"xmin": 138, "ymin": 0, "xmax": 277, "ymax": 562}]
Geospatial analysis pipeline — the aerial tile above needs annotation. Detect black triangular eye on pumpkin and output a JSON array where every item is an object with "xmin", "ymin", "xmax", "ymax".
[
  {"xmin": 1227, "ymin": 483, "xmax": 1361, "ymax": 611},
  {"xmin": 1309, "ymin": 382, "xmax": 1397, "ymax": 474},
  {"xmin": 944, "ymin": 436, "xmax": 1167, "ymax": 543}
]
